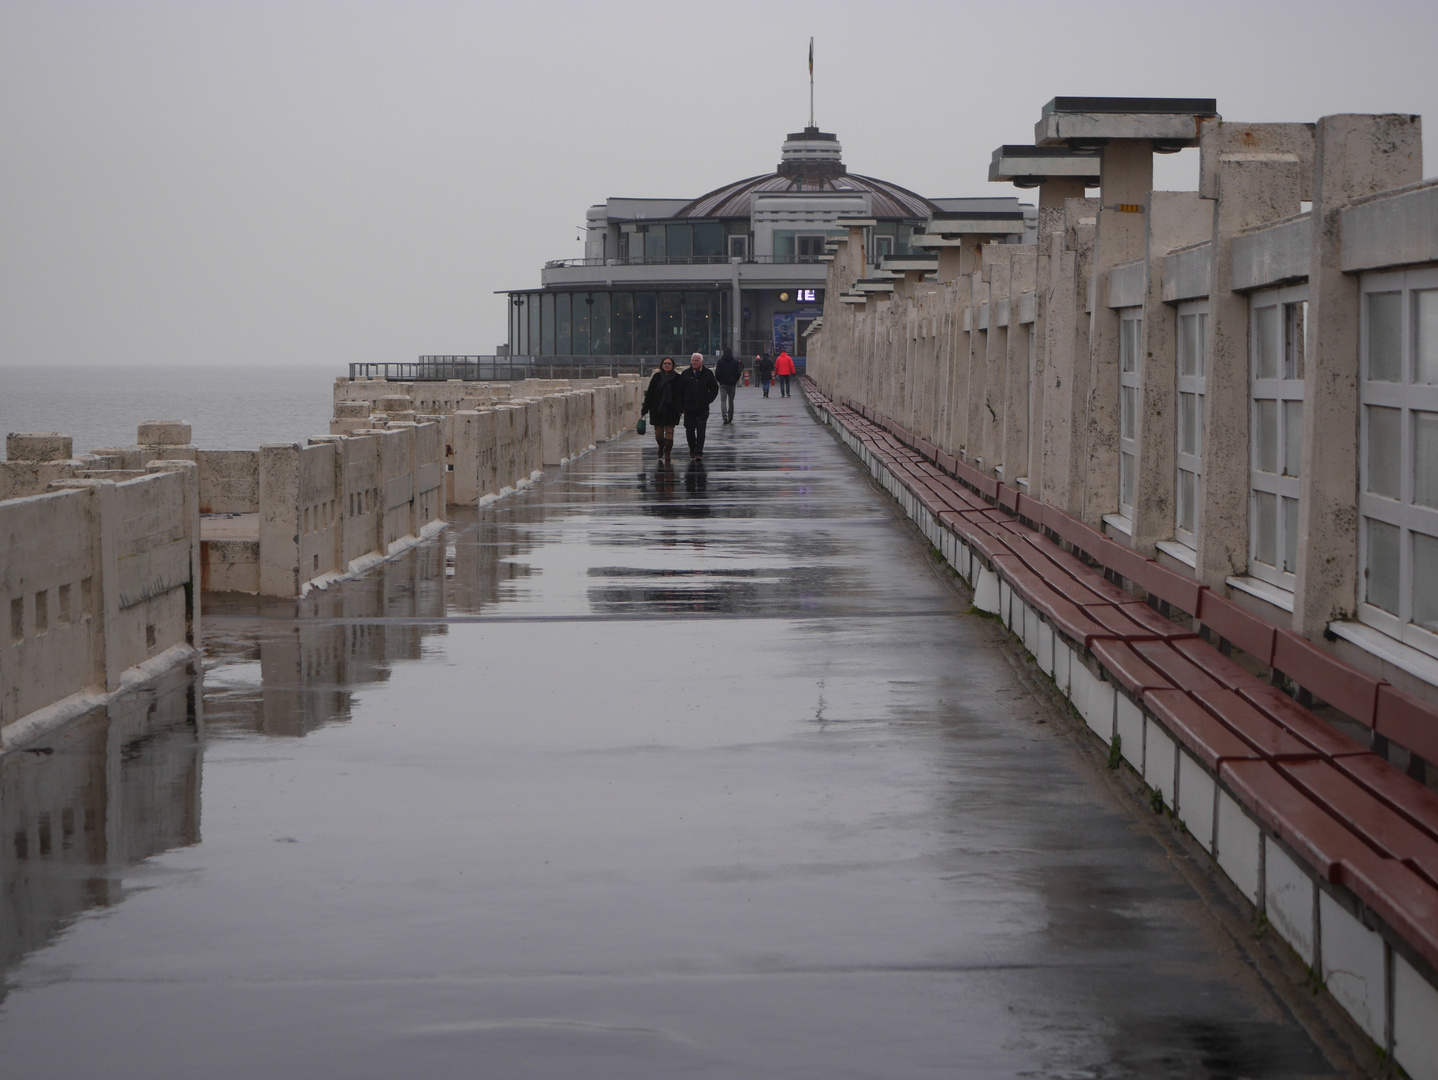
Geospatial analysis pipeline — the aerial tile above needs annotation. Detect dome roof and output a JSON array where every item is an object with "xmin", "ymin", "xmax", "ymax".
[{"xmin": 674, "ymin": 128, "xmax": 938, "ymax": 221}]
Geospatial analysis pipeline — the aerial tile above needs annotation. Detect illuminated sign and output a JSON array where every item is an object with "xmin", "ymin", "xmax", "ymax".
[{"xmin": 796, "ymin": 288, "xmax": 817, "ymax": 302}]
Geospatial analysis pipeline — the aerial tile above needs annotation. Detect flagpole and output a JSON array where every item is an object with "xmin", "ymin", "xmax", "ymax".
[{"xmin": 808, "ymin": 38, "xmax": 814, "ymax": 128}]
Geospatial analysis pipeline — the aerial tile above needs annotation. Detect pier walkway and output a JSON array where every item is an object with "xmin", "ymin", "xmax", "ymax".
[{"xmin": 0, "ymin": 388, "xmax": 1376, "ymax": 1078}]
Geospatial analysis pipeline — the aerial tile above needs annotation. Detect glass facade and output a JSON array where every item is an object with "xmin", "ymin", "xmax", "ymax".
[{"xmin": 512, "ymin": 290, "xmax": 728, "ymax": 357}]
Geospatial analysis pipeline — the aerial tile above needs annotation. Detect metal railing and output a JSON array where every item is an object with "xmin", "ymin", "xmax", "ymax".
[
  {"xmin": 349, "ymin": 357, "xmax": 657, "ymax": 382},
  {"xmin": 347, "ymin": 354, "xmax": 805, "ymax": 383},
  {"xmin": 542, "ymin": 254, "xmax": 829, "ymax": 269}
]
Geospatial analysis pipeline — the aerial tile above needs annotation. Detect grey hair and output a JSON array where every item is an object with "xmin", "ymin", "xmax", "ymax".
[{"xmin": 691, "ymin": 352, "xmax": 704, "ymax": 362}]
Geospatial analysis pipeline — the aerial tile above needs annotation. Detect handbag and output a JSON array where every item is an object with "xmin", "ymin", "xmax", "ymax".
[{"xmin": 636, "ymin": 416, "xmax": 647, "ymax": 435}]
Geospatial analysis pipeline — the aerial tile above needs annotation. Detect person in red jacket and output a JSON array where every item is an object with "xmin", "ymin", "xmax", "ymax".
[{"xmin": 774, "ymin": 350, "xmax": 796, "ymax": 397}]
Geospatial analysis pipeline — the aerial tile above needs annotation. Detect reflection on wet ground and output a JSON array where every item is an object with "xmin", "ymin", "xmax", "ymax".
[{"xmin": 0, "ymin": 391, "xmax": 1361, "ymax": 1078}]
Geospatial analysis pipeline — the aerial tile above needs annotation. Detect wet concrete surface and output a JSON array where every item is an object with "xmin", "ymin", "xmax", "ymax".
[{"xmin": 0, "ymin": 389, "xmax": 1366, "ymax": 1077}]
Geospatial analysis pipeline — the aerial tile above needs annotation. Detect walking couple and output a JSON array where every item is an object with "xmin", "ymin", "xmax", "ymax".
[{"xmin": 641, "ymin": 352, "xmax": 732, "ymax": 462}]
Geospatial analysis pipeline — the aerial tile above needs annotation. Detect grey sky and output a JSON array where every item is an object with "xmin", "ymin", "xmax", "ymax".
[{"xmin": 2, "ymin": 0, "xmax": 1435, "ymax": 370}]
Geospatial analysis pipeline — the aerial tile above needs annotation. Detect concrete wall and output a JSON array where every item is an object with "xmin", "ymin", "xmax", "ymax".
[
  {"xmin": 0, "ymin": 466, "xmax": 200, "ymax": 748},
  {"xmin": 807, "ymin": 107, "xmax": 1438, "ymax": 714}
]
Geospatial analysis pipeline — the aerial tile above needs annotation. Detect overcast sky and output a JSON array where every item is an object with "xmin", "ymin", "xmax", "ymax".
[{"xmin": 2, "ymin": 0, "xmax": 1435, "ymax": 370}]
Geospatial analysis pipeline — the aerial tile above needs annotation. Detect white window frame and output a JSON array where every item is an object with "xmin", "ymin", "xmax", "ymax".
[
  {"xmin": 1117, "ymin": 307, "xmax": 1143, "ymax": 519},
  {"xmin": 873, "ymin": 235, "xmax": 895, "ymax": 262},
  {"xmin": 1174, "ymin": 300, "xmax": 1208, "ymax": 549},
  {"xmin": 1249, "ymin": 285, "xmax": 1307, "ymax": 590},
  {"xmin": 1358, "ymin": 266, "xmax": 1438, "ymax": 661},
  {"xmin": 727, "ymin": 234, "xmax": 749, "ymax": 260}
]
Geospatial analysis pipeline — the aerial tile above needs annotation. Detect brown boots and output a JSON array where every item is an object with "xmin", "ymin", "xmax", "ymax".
[{"xmin": 654, "ymin": 431, "xmax": 673, "ymax": 463}]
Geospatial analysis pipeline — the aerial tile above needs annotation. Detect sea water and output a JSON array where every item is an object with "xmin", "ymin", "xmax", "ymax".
[{"xmin": 0, "ymin": 364, "xmax": 339, "ymax": 458}]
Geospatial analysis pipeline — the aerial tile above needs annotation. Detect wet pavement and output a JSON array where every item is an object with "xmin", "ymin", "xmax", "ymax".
[{"xmin": 0, "ymin": 389, "xmax": 1365, "ymax": 1078}]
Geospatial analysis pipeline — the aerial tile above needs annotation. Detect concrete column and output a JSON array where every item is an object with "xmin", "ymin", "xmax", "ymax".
[
  {"xmin": 1000, "ymin": 249, "xmax": 1035, "ymax": 481},
  {"xmin": 1040, "ymin": 201, "xmax": 1098, "ymax": 516},
  {"xmin": 145, "ymin": 459, "xmax": 201, "ymax": 645},
  {"xmin": 1196, "ymin": 123, "xmax": 1312, "ymax": 589},
  {"xmin": 258, "ymin": 444, "xmax": 301, "ymax": 598},
  {"xmin": 1294, "ymin": 114, "xmax": 1423, "ymax": 636},
  {"xmin": 1082, "ymin": 141, "xmax": 1154, "ymax": 522}
]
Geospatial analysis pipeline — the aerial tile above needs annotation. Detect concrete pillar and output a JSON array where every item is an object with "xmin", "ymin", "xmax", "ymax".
[
  {"xmin": 144, "ymin": 459, "xmax": 201, "ymax": 645},
  {"xmin": 1196, "ymin": 122, "xmax": 1313, "ymax": 589},
  {"xmin": 1002, "ymin": 248, "xmax": 1037, "ymax": 483},
  {"xmin": 1082, "ymin": 141, "xmax": 1154, "ymax": 522},
  {"xmin": 1041, "ymin": 202, "xmax": 1099, "ymax": 518},
  {"xmin": 1294, "ymin": 114, "xmax": 1423, "ymax": 636},
  {"xmin": 259, "ymin": 443, "xmax": 301, "ymax": 598}
]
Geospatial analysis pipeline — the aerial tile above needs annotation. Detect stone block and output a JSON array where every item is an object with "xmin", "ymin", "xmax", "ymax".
[
  {"xmin": 376, "ymin": 396, "xmax": 414, "ymax": 413},
  {"xmin": 1143, "ymin": 718, "xmax": 1176, "ymax": 805},
  {"xmin": 1177, "ymin": 750, "xmax": 1216, "ymax": 852},
  {"xmin": 1263, "ymin": 838, "xmax": 1316, "ymax": 966},
  {"xmin": 136, "ymin": 421, "xmax": 191, "ymax": 446},
  {"xmin": 1216, "ymin": 789, "xmax": 1261, "ymax": 904},
  {"xmin": 333, "ymin": 401, "xmax": 372, "ymax": 420},
  {"xmin": 1116, "ymin": 695, "xmax": 1144, "ymax": 770},
  {"xmin": 6, "ymin": 433, "xmax": 72, "ymax": 462},
  {"xmin": 1394, "ymin": 951, "xmax": 1438, "ymax": 1080},
  {"xmin": 1320, "ymin": 891, "xmax": 1387, "ymax": 1044}
]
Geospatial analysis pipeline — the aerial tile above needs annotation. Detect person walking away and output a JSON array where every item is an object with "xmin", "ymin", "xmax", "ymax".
[
  {"xmin": 641, "ymin": 357, "xmax": 682, "ymax": 463},
  {"xmin": 774, "ymin": 350, "xmax": 796, "ymax": 397},
  {"xmin": 676, "ymin": 352, "xmax": 719, "ymax": 460},
  {"xmin": 715, "ymin": 348, "xmax": 741, "ymax": 424},
  {"xmin": 755, "ymin": 353, "xmax": 775, "ymax": 398}
]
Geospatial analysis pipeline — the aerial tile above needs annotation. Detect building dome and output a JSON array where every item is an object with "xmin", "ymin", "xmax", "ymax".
[{"xmin": 675, "ymin": 128, "xmax": 938, "ymax": 221}]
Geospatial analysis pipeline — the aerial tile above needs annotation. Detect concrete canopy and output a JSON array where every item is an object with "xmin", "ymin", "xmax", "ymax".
[{"xmin": 1035, "ymin": 96, "xmax": 1220, "ymax": 151}]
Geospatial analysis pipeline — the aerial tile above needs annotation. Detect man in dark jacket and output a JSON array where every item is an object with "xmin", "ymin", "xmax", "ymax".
[
  {"xmin": 676, "ymin": 352, "xmax": 720, "ymax": 460},
  {"xmin": 714, "ymin": 348, "xmax": 741, "ymax": 424},
  {"xmin": 755, "ymin": 353, "xmax": 775, "ymax": 397}
]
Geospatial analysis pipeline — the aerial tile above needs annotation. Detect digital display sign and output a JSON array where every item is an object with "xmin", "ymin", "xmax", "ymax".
[{"xmin": 796, "ymin": 288, "xmax": 817, "ymax": 302}]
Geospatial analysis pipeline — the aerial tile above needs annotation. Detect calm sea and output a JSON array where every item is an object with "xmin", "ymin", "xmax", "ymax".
[{"xmin": 0, "ymin": 364, "xmax": 341, "ymax": 459}]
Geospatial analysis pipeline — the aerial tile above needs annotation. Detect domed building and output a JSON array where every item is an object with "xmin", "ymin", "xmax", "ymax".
[{"xmin": 504, "ymin": 127, "xmax": 1035, "ymax": 363}]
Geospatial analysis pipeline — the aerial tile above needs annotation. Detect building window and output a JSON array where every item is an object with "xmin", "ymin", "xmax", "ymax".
[
  {"xmin": 728, "ymin": 235, "xmax": 748, "ymax": 259},
  {"xmin": 873, "ymin": 235, "xmax": 894, "ymax": 261},
  {"xmin": 1249, "ymin": 285, "xmax": 1306, "ymax": 589},
  {"xmin": 1118, "ymin": 307, "xmax": 1143, "ymax": 518},
  {"xmin": 797, "ymin": 234, "xmax": 827, "ymax": 262},
  {"xmin": 1175, "ymin": 301, "xmax": 1208, "ymax": 548},
  {"xmin": 1359, "ymin": 267, "xmax": 1438, "ymax": 659}
]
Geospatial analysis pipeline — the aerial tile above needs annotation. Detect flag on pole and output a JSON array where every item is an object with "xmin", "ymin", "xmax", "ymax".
[{"xmin": 808, "ymin": 37, "xmax": 813, "ymax": 74}]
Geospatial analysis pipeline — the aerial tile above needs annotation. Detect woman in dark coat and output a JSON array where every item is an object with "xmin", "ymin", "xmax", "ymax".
[{"xmin": 641, "ymin": 357, "xmax": 682, "ymax": 462}]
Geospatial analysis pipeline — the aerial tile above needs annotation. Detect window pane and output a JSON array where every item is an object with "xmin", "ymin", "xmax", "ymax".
[
  {"xmin": 1254, "ymin": 492, "xmax": 1278, "ymax": 567},
  {"xmin": 667, "ymin": 224, "xmax": 692, "ymax": 259},
  {"xmin": 634, "ymin": 293, "xmax": 657, "ymax": 354},
  {"xmin": 590, "ymin": 292, "xmax": 610, "ymax": 355},
  {"xmin": 693, "ymin": 222, "xmax": 722, "ymax": 259},
  {"xmin": 610, "ymin": 293, "xmax": 633, "ymax": 355},
  {"xmin": 1368, "ymin": 291, "xmax": 1402, "ymax": 382},
  {"xmin": 1177, "ymin": 468, "xmax": 1197, "ymax": 533},
  {"xmin": 682, "ymin": 293, "xmax": 709, "ymax": 355},
  {"xmin": 1120, "ymin": 318, "xmax": 1139, "ymax": 373},
  {"xmin": 658, "ymin": 292, "xmax": 684, "ymax": 352},
  {"xmin": 1415, "ymin": 532, "xmax": 1438, "ymax": 631},
  {"xmin": 1254, "ymin": 306, "xmax": 1279, "ymax": 380},
  {"xmin": 541, "ymin": 292, "xmax": 555, "ymax": 356},
  {"xmin": 1255, "ymin": 400, "xmax": 1278, "ymax": 473},
  {"xmin": 1121, "ymin": 385, "xmax": 1136, "ymax": 440},
  {"xmin": 1196, "ymin": 312, "xmax": 1208, "ymax": 377},
  {"xmin": 1367, "ymin": 405, "xmax": 1402, "ymax": 498},
  {"xmin": 573, "ymin": 295, "xmax": 590, "ymax": 356},
  {"xmin": 644, "ymin": 228, "xmax": 665, "ymax": 261},
  {"xmin": 1283, "ymin": 301, "xmax": 1306, "ymax": 380},
  {"xmin": 556, "ymin": 293, "xmax": 572, "ymax": 355},
  {"xmin": 1283, "ymin": 496, "xmax": 1299, "ymax": 574},
  {"xmin": 1283, "ymin": 400, "xmax": 1302, "ymax": 478},
  {"xmin": 1414, "ymin": 411, "xmax": 1438, "ymax": 508},
  {"xmin": 1417, "ymin": 290, "xmax": 1438, "ymax": 385},
  {"xmin": 1179, "ymin": 392, "xmax": 1198, "ymax": 455},
  {"xmin": 1365, "ymin": 518, "xmax": 1400, "ymax": 614},
  {"xmin": 1120, "ymin": 452, "xmax": 1134, "ymax": 506},
  {"xmin": 527, "ymin": 294, "xmax": 539, "ymax": 356},
  {"xmin": 1179, "ymin": 314, "xmax": 1197, "ymax": 377}
]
